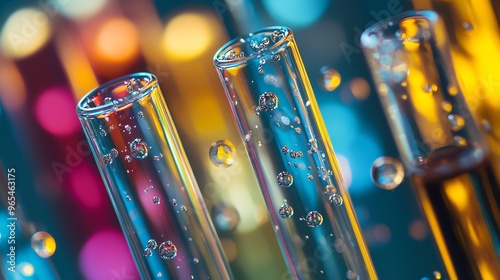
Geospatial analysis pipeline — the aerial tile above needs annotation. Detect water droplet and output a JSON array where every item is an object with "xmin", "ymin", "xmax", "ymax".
[
  {"xmin": 371, "ymin": 156, "xmax": 405, "ymax": 190},
  {"xmin": 110, "ymin": 148, "xmax": 118, "ymax": 158},
  {"xmin": 329, "ymin": 194, "xmax": 344, "ymax": 206},
  {"xmin": 244, "ymin": 131, "xmax": 252, "ymax": 142},
  {"xmin": 259, "ymin": 92, "xmax": 278, "ymax": 111},
  {"xmin": 462, "ymin": 22, "xmax": 473, "ymax": 32},
  {"xmin": 290, "ymin": 150, "xmax": 297, "ymax": 158},
  {"xmin": 454, "ymin": 136, "xmax": 467, "ymax": 147},
  {"xmin": 441, "ymin": 101, "xmax": 453, "ymax": 113},
  {"xmin": 346, "ymin": 270, "xmax": 358, "ymax": 279},
  {"xmin": 305, "ymin": 235, "xmax": 309, "ymax": 240},
  {"xmin": 171, "ymin": 199, "xmax": 178, "ymax": 206},
  {"xmin": 100, "ymin": 127, "xmax": 107, "ymax": 136},
  {"xmin": 305, "ymin": 211, "xmax": 323, "ymax": 227},
  {"xmin": 193, "ymin": 258, "xmax": 199, "ymax": 264},
  {"xmin": 277, "ymin": 172, "xmax": 293, "ymax": 187},
  {"xmin": 158, "ymin": 241, "xmax": 177, "ymax": 260},
  {"xmin": 279, "ymin": 201, "xmax": 294, "ymax": 218},
  {"xmin": 130, "ymin": 138, "xmax": 149, "ymax": 159},
  {"xmin": 153, "ymin": 196, "xmax": 160, "ymax": 204},
  {"xmin": 31, "ymin": 231, "xmax": 56, "ymax": 258},
  {"xmin": 257, "ymin": 67, "xmax": 265, "ymax": 75},
  {"xmin": 448, "ymin": 114, "xmax": 465, "ymax": 131},
  {"xmin": 307, "ymin": 174, "xmax": 313, "ymax": 181},
  {"xmin": 209, "ymin": 140, "xmax": 236, "ymax": 167},
  {"xmin": 125, "ymin": 125, "xmax": 131, "ymax": 132},
  {"xmin": 124, "ymin": 155, "xmax": 132, "ymax": 163},
  {"xmin": 281, "ymin": 145, "xmax": 289, "ymax": 154},
  {"xmin": 104, "ymin": 97, "xmax": 112, "ymax": 104},
  {"xmin": 294, "ymin": 127, "xmax": 301, "ymax": 134},
  {"xmin": 125, "ymin": 195, "xmax": 131, "ymax": 201},
  {"xmin": 262, "ymin": 37, "xmax": 270, "ymax": 45},
  {"xmin": 143, "ymin": 248, "xmax": 153, "ymax": 257},
  {"xmin": 273, "ymin": 54, "xmax": 281, "ymax": 61},
  {"xmin": 250, "ymin": 40, "xmax": 260, "ymax": 52},
  {"xmin": 181, "ymin": 205, "xmax": 187, "ymax": 212},
  {"xmin": 103, "ymin": 154, "xmax": 113, "ymax": 165},
  {"xmin": 137, "ymin": 111, "xmax": 144, "ymax": 118},
  {"xmin": 224, "ymin": 49, "xmax": 237, "ymax": 60}
]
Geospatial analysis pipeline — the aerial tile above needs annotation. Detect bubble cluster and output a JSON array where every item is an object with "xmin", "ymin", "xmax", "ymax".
[
  {"xmin": 130, "ymin": 138, "xmax": 149, "ymax": 159},
  {"xmin": 281, "ymin": 145, "xmax": 289, "ymax": 154},
  {"xmin": 305, "ymin": 211, "xmax": 323, "ymax": 227},
  {"xmin": 159, "ymin": 241, "xmax": 177, "ymax": 260},
  {"xmin": 277, "ymin": 171, "xmax": 293, "ymax": 187}
]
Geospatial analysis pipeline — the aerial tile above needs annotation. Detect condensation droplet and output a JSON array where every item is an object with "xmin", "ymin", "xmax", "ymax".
[
  {"xmin": 305, "ymin": 211, "xmax": 323, "ymax": 227},
  {"xmin": 448, "ymin": 114, "xmax": 465, "ymax": 131},
  {"xmin": 279, "ymin": 200, "xmax": 294, "ymax": 218},
  {"xmin": 31, "ymin": 231, "xmax": 56, "ymax": 258},
  {"xmin": 277, "ymin": 171, "xmax": 293, "ymax": 187},
  {"xmin": 371, "ymin": 156, "xmax": 405, "ymax": 190},
  {"xmin": 329, "ymin": 194, "xmax": 344, "ymax": 206},
  {"xmin": 259, "ymin": 92, "xmax": 278, "ymax": 111},
  {"xmin": 209, "ymin": 140, "xmax": 236, "ymax": 167},
  {"xmin": 153, "ymin": 196, "xmax": 160, "ymax": 204},
  {"xmin": 454, "ymin": 136, "xmax": 467, "ymax": 147},
  {"xmin": 130, "ymin": 138, "xmax": 149, "ymax": 159},
  {"xmin": 181, "ymin": 205, "xmax": 187, "ymax": 212},
  {"xmin": 125, "ymin": 195, "xmax": 131, "ymax": 201},
  {"xmin": 158, "ymin": 241, "xmax": 177, "ymax": 260}
]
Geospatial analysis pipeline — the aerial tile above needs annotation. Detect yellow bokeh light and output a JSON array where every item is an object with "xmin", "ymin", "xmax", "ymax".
[
  {"xmin": 320, "ymin": 68, "xmax": 341, "ymax": 92},
  {"xmin": 20, "ymin": 262, "xmax": 35, "ymax": 276},
  {"xmin": 31, "ymin": 231, "xmax": 56, "ymax": 258},
  {"xmin": 349, "ymin": 78, "xmax": 370, "ymax": 100},
  {"xmin": 94, "ymin": 18, "xmax": 139, "ymax": 63},
  {"xmin": 162, "ymin": 13, "xmax": 214, "ymax": 60},
  {"xmin": 0, "ymin": 8, "xmax": 52, "ymax": 59}
]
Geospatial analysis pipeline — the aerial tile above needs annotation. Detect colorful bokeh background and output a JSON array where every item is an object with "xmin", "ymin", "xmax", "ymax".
[{"xmin": 3, "ymin": 0, "xmax": 492, "ymax": 279}]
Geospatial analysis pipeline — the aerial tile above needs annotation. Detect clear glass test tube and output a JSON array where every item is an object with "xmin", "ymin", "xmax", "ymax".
[
  {"xmin": 361, "ymin": 10, "xmax": 500, "ymax": 279},
  {"xmin": 76, "ymin": 73, "xmax": 233, "ymax": 279},
  {"xmin": 214, "ymin": 27, "xmax": 378, "ymax": 280}
]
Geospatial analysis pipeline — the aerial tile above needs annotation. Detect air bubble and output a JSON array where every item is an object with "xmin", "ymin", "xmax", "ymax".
[
  {"xmin": 259, "ymin": 92, "xmax": 278, "ymax": 111},
  {"xmin": 153, "ymin": 196, "xmax": 160, "ymax": 204},
  {"xmin": 110, "ymin": 148, "xmax": 118, "ymax": 158},
  {"xmin": 307, "ymin": 174, "xmax": 313, "ymax": 181},
  {"xmin": 130, "ymin": 138, "xmax": 149, "ymax": 159},
  {"xmin": 279, "ymin": 200, "xmax": 294, "ymax": 218},
  {"xmin": 125, "ymin": 195, "xmax": 131, "ymax": 201},
  {"xmin": 262, "ymin": 37, "xmax": 270, "ymax": 45},
  {"xmin": 31, "ymin": 231, "xmax": 56, "ymax": 258},
  {"xmin": 143, "ymin": 248, "xmax": 153, "ymax": 257},
  {"xmin": 224, "ymin": 50, "xmax": 237, "ymax": 60},
  {"xmin": 181, "ymin": 205, "xmax": 187, "ymax": 212},
  {"xmin": 193, "ymin": 258, "xmax": 199, "ymax": 264},
  {"xmin": 147, "ymin": 239, "xmax": 157, "ymax": 249},
  {"xmin": 171, "ymin": 199, "xmax": 178, "ymax": 206},
  {"xmin": 447, "ymin": 114, "xmax": 465, "ymax": 131},
  {"xmin": 305, "ymin": 211, "xmax": 323, "ymax": 227},
  {"xmin": 281, "ymin": 145, "xmax": 289, "ymax": 154},
  {"xmin": 277, "ymin": 171, "xmax": 293, "ymax": 187},
  {"xmin": 329, "ymin": 194, "xmax": 343, "ymax": 206},
  {"xmin": 137, "ymin": 111, "xmax": 144, "ymax": 118},
  {"xmin": 124, "ymin": 155, "xmax": 132, "ymax": 163},
  {"xmin": 371, "ymin": 156, "xmax": 405, "ymax": 190},
  {"xmin": 125, "ymin": 125, "xmax": 131, "ymax": 132},
  {"xmin": 103, "ymin": 154, "xmax": 113, "ymax": 165},
  {"xmin": 153, "ymin": 153, "xmax": 163, "ymax": 161},
  {"xmin": 273, "ymin": 54, "xmax": 280, "ymax": 61},
  {"xmin": 295, "ymin": 127, "xmax": 302, "ymax": 134},
  {"xmin": 158, "ymin": 241, "xmax": 177, "ymax": 260},
  {"xmin": 209, "ymin": 140, "xmax": 236, "ymax": 167},
  {"xmin": 100, "ymin": 127, "xmax": 107, "ymax": 136}
]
